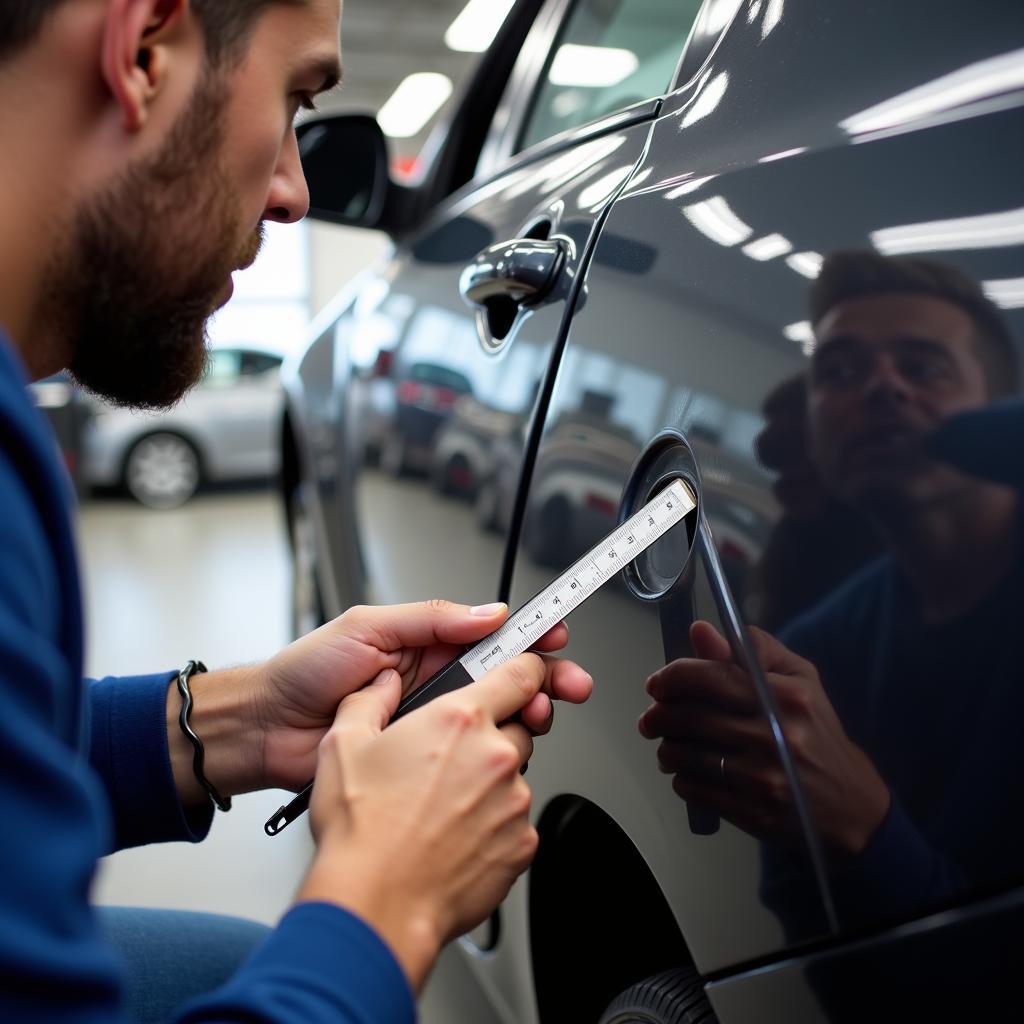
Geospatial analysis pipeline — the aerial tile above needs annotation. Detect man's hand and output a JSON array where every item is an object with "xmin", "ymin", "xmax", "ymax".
[
  {"xmin": 297, "ymin": 653, "xmax": 566, "ymax": 990},
  {"xmin": 168, "ymin": 600, "xmax": 592, "ymax": 804},
  {"xmin": 638, "ymin": 621, "xmax": 890, "ymax": 854}
]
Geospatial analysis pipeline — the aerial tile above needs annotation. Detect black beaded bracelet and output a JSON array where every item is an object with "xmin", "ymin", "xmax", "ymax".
[{"xmin": 176, "ymin": 660, "xmax": 232, "ymax": 812}]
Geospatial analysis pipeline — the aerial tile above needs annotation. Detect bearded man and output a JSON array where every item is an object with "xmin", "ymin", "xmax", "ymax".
[{"xmin": 0, "ymin": 3, "xmax": 593, "ymax": 1021}]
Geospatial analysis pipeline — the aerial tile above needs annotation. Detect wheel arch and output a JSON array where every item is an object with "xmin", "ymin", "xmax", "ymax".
[{"xmin": 530, "ymin": 795, "xmax": 696, "ymax": 1023}]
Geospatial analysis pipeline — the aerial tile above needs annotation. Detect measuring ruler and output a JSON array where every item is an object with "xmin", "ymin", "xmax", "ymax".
[{"xmin": 265, "ymin": 477, "xmax": 697, "ymax": 836}]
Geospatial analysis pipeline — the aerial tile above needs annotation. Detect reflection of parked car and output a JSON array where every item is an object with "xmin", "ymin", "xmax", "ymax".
[
  {"xmin": 28, "ymin": 371, "xmax": 92, "ymax": 496},
  {"xmin": 380, "ymin": 362, "xmax": 472, "ymax": 476},
  {"xmin": 84, "ymin": 346, "xmax": 283, "ymax": 508},
  {"xmin": 281, "ymin": 1, "xmax": 1024, "ymax": 1020}
]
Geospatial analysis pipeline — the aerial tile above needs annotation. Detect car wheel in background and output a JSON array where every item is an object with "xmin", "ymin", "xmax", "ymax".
[
  {"xmin": 123, "ymin": 432, "xmax": 201, "ymax": 509},
  {"xmin": 289, "ymin": 484, "xmax": 325, "ymax": 638},
  {"xmin": 598, "ymin": 968, "xmax": 716, "ymax": 1024}
]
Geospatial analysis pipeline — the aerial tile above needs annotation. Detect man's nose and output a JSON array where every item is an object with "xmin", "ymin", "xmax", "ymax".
[
  {"xmin": 863, "ymin": 355, "xmax": 911, "ymax": 407},
  {"xmin": 263, "ymin": 130, "xmax": 310, "ymax": 224}
]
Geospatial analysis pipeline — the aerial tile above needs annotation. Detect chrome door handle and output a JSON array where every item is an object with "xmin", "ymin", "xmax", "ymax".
[{"xmin": 459, "ymin": 238, "xmax": 565, "ymax": 308}]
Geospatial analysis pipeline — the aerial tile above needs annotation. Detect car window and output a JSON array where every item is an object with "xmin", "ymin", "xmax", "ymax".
[
  {"xmin": 239, "ymin": 351, "xmax": 283, "ymax": 377},
  {"xmin": 202, "ymin": 349, "xmax": 242, "ymax": 388},
  {"xmin": 518, "ymin": 0, "xmax": 703, "ymax": 152}
]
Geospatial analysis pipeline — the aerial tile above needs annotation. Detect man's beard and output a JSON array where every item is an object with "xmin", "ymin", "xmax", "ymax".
[{"xmin": 46, "ymin": 70, "xmax": 263, "ymax": 409}]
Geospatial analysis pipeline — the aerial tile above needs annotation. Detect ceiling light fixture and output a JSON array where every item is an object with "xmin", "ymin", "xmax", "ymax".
[
  {"xmin": 377, "ymin": 73, "xmax": 453, "ymax": 138},
  {"xmin": 549, "ymin": 44, "xmax": 639, "ymax": 88},
  {"xmin": 444, "ymin": 0, "xmax": 515, "ymax": 53}
]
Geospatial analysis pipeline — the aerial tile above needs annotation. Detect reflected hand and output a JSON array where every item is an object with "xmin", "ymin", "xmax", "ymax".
[
  {"xmin": 252, "ymin": 600, "xmax": 592, "ymax": 792},
  {"xmin": 638, "ymin": 621, "xmax": 890, "ymax": 854}
]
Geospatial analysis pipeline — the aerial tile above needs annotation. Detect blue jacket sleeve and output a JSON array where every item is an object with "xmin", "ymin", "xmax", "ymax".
[
  {"xmin": 177, "ymin": 903, "xmax": 417, "ymax": 1024},
  {"xmin": 85, "ymin": 672, "xmax": 213, "ymax": 851}
]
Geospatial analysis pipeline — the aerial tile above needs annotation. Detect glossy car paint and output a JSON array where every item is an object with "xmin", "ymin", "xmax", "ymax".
[{"xmin": 283, "ymin": 0, "xmax": 1024, "ymax": 1019}]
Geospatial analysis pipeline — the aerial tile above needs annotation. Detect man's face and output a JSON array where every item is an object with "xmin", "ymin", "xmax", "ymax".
[
  {"xmin": 807, "ymin": 292, "xmax": 989, "ymax": 509},
  {"xmin": 53, "ymin": 0, "xmax": 342, "ymax": 409}
]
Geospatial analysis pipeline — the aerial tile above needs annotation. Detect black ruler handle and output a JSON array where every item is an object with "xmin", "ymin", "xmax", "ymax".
[{"xmin": 264, "ymin": 658, "xmax": 473, "ymax": 836}]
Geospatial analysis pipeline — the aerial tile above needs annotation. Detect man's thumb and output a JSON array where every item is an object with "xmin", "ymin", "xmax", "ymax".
[{"xmin": 332, "ymin": 668, "xmax": 403, "ymax": 739}]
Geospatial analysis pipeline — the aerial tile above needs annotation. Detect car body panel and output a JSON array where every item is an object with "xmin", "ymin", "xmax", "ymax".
[{"xmin": 286, "ymin": 0, "xmax": 1024, "ymax": 1018}]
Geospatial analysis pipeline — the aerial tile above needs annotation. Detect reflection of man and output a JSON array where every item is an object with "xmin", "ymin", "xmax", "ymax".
[
  {"xmin": 0, "ymin": 3, "xmax": 592, "ymax": 1020},
  {"xmin": 640, "ymin": 251, "xmax": 1023, "ymax": 926}
]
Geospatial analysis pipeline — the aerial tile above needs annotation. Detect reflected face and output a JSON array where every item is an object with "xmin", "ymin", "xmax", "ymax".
[
  {"xmin": 807, "ymin": 292, "xmax": 989, "ymax": 507},
  {"xmin": 51, "ymin": 0, "xmax": 342, "ymax": 409}
]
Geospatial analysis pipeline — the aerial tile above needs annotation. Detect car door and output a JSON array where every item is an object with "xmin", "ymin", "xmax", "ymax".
[
  {"xmin": 312, "ymin": 0, "xmax": 705, "ymax": 619},
  {"xmin": 508, "ymin": 0, "xmax": 1024, "ymax": 1020}
]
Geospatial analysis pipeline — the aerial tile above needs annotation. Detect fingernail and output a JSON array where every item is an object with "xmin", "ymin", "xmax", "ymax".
[{"xmin": 470, "ymin": 602, "xmax": 506, "ymax": 616}]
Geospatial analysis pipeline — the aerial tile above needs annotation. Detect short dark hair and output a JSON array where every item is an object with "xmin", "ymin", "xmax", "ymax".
[
  {"xmin": 0, "ymin": 1, "xmax": 302, "ymax": 67},
  {"xmin": 809, "ymin": 249, "xmax": 1019, "ymax": 397}
]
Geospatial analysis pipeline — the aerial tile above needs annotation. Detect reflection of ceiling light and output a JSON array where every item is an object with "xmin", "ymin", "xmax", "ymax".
[
  {"xmin": 758, "ymin": 146, "xmax": 807, "ymax": 163},
  {"xmin": 841, "ymin": 49, "xmax": 1024, "ymax": 137},
  {"xmin": 578, "ymin": 166, "xmax": 634, "ymax": 210},
  {"xmin": 703, "ymin": 0, "xmax": 744, "ymax": 34},
  {"xmin": 784, "ymin": 320, "xmax": 816, "ymax": 355},
  {"xmin": 680, "ymin": 71, "xmax": 729, "ymax": 128},
  {"xmin": 549, "ymin": 44, "xmax": 639, "ymax": 88},
  {"xmin": 664, "ymin": 175, "xmax": 717, "ymax": 199},
  {"xmin": 748, "ymin": 1, "xmax": 762, "ymax": 22},
  {"xmin": 762, "ymin": 0, "xmax": 785, "ymax": 38},
  {"xmin": 682, "ymin": 196, "xmax": 753, "ymax": 246},
  {"xmin": 444, "ymin": 0, "xmax": 515, "ymax": 52},
  {"xmin": 983, "ymin": 276, "xmax": 1024, "ymax": 310},
  {"xmin": 871, "ymin": 208, "xmax": 1024, "ymax": 255},
  {"xmin": 786, "ymin": 251, "xmax": 823, "ymax": 278},
  {"xmin": 742, "ymin": 233, "xmax": 793, "ymax": 260},
  {"xmin": 378, "ymin": 73, "xmax": 453, "ymax": 138}
]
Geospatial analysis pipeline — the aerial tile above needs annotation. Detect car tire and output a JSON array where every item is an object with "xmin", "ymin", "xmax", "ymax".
[
  {"xmin": 598, "ymin": 968, "xmax": 716, "ymax": 1024},
  {"xmin": 123, "ymin": 432, "xmax": 201, "ymax": 509},
  {"xmin": 289, "ymin": 484, "xmax": 325, "ymax": 639}
]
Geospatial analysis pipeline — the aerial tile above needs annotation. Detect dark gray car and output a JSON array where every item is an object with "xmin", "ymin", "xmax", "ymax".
[{"xmin": 280, "ymin": 1, "xmax": 1024, "ymax": 1019}]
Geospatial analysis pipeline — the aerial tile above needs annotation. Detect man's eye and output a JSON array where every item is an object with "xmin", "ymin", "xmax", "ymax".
[{"xmin": 813, "ymin": 358, "xmax": 858, "ymax": 386}]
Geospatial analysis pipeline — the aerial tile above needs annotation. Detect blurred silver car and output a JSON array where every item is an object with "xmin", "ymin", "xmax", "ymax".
[{"xmin": 83, "ymin": 346, "xmax": 284, "ymax": 508}]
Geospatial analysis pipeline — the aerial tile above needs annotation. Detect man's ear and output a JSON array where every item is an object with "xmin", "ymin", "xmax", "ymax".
[{"xmin": 101, "ymin": 0, "xmax": 188, "ymax": 133}]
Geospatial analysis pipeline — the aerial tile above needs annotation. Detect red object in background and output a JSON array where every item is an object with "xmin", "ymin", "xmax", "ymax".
[{"xmin": 391, "ymin": 156, "xmax": 421, "ymax": 183}]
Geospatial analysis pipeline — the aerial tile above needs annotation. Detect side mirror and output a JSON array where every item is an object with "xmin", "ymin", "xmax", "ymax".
[{"xmin": 296, "ymin": 113, "xmax": 391, "ymax": 229}]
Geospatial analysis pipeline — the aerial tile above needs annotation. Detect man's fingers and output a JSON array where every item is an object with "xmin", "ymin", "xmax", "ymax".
[
  {"xmin": 498, "ymin": 721, "xmax": 534, "ymax": 767},
  {"xmin": 470, "ymin": 653, "xmax": 547, "ymax": 724},
  {"xmin": 689, "ymin": 620, "xmax": 732, "ymax": 662},
  {"xmin": 532, "ymin": 621, "xmax": 569, "ymax": 652},
  {"xmin": 332, "ymin": 668, "xmax": 402, "ymax": 740},
  {"xmin": 519, "ymin": 692, "xmax": 553, "ymax": 735},
  {"xmin": 645, "ymin": 658, "xmax": 758, "ymax": 713},
  {"xmin": 340, "ymin": 599, "xmax": 511, "ymax": 651}
]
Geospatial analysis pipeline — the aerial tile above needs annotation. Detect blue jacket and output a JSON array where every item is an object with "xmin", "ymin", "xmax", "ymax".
[{"xmin": 0, "ymin": 335, "xmax": 415, "ymax": 1023}]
